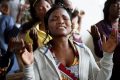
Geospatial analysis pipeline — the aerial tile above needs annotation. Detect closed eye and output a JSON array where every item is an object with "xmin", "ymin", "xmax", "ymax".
[{"xmin": 63, "ymin": 15, "xmax": 69, "ymax": 20}]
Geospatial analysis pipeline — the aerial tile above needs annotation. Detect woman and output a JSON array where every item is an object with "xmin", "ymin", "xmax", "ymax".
[
  {"xmin": 18, "ymin": 4, "xmax": 117, "ymax": 80},
  {"xmin": 90, "ymin": 0, "xmax": 120, "ymax": 79},
  {"xmin": 19, "ymin": 0, "xmax": 51, "ymax": 51}
]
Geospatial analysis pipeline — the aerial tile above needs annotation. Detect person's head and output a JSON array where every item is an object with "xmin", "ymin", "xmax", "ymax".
[
  {"xmin": 29, "ymin": 0, "xmax": 51, "ymax": 22},
  {"xmin": 55, "ymin": 0, "xmax": 74, "ymax": 12},
  {"xmin": 0, "ymin": 2, "xmax": 10, "ymax": 15},
  {"xmin": 71, "ymin": 9, "xmax": 85, "ymax": 32},
  {"xmin": 103, "ymin": 0, "xmax": 120, "ymax": 21},
  {"xmin": 44, "ymin": 4, "xmax": 72, "ymax": 37}
]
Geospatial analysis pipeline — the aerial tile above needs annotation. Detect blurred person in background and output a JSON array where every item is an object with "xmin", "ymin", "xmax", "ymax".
[
  {"xmin": 70, "ymin": 9, "xmax": 85, "ymax": 43},
  {"xmin": 23, "ymin": 0, "xmax": 51, "ymax": 51},
  {"xmin": 18, "ymin": 0, "xmax": 51, "ymax": 51},
  {"xmin": 90, "ymin": 0, "xmax": 120, "ymax": 80},
  {"xmin": 0, "ymin": 1, "xmax": 20, "ymax": 80},
  {"xmin": 16, "ymin": 0, "xmax": 31, "ymax": 24},
  {"xmin": 8, "ymin": 0, "xmax": 21, "ymax": 22}
]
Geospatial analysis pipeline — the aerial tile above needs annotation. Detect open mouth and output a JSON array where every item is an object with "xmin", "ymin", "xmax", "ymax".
[{"xmin": 57, "ymin": 25, "xmax": 66, "ymax": 29}]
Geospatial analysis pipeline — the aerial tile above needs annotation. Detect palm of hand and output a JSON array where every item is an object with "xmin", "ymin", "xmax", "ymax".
[
  {"xmin": 21, "ymin": 48, "xmax": 34, "ymax": 65},
  {"xmin": 90, "ymin": 25, "xmax": 101, "ymax": 40},
  {"xmin": 102, "ymin": 29, "xmax": 118, "ymax": 53}
]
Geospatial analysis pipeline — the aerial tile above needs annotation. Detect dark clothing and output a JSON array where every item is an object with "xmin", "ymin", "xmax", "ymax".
[
  {"xmin": 0, "ymin": 15, "xmax": 20, "ymax": 80},
  {"xmin": 93, "ymin": 20, "xmax": 120, "ymax": 80},
  {"xmin": 0, "ymin": 14, "xmax": 19, "ymax": 54},
  {"xmin": 0, "ymin": 15, "xmax": 15, "ymax": 55}
]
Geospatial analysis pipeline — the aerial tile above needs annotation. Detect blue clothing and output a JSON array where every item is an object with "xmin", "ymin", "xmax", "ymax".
[
  {"xmin": 0, "ymin": 15, "xmax": 15, "ymax": 55},
  {"xmin": 0, "ymin": 15, "xmax": 20, "ymax": 77}
]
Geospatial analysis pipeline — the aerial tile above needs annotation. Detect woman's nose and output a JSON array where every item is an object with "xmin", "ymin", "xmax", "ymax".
[{"xmin": 58, "ymin": 17, "xmax": 64, "ymax": 24}]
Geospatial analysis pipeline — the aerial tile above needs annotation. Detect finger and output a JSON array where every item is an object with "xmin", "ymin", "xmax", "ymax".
[
  {"xmin": 91, "ymin": 25, "xmax": 100, "ymax": 35},
  {"xmin": 95, "ymin": 26, "xmax": 99, "ymax": 33},
  {"xmin": 111, "ymin": 28, "xmax": 116, "ymax": 37},
  {"xmin": 114, "ymin": 29, "xmax": 118, "ymax": 43},
  {"xmin": 87, "ymin": 29, "xmax": 91, "ymax": 35},
  {"xmin": 115, "ymin": 30, "xmax": 118, "ymax": 43},
  {"xmin": 115, "ymin": 30, "xmax": 118, "ymax": 41},
  {"xmin": 88, "ymin": 25, "xmax": 96, "ymax": 35},
  {"xmin": 102, "ymin": 34, "xmax": 106, "ymax": 44},
  {"xmin": 91, "ymin": 25, "xmax": 96, "ymax": 32},
  {"xmin": 32, "ymin": 29, "xmax": 35, "ymax": 33},
  {"xmin": 25, "ymin": 43, "xmax": 33, "ymax": 53},
  {"xmin": 17, "ymin": 39, "xmax": 25, "ymax": 54},
  {"xmin": 21, "ymin": 39, "xmax": 25, "ymax": 48}
]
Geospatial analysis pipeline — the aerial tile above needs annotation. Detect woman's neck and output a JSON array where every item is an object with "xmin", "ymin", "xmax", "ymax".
[
  {"xmin": 51, "ymin": 37, "xmax": 75, "ymax": 67},
  {"xmin": 51, "ymin": 37, "xmax": 69, "ymax": 49}
]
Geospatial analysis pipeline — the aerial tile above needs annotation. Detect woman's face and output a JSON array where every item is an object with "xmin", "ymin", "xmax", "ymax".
[
  {"xmin": 109, "ymin": 1, "xmax": 120, "ymax": 18},
  {"xmin": 1, "ymin": 4, "xmax": 10, "ymax": 15},
  {"xmin": 35, "ymin": 1, "xmax": 51, "ymax": 20},
  {"xmin": 48, "ymin": 8, "xmax": 72, "ymax": 37}
]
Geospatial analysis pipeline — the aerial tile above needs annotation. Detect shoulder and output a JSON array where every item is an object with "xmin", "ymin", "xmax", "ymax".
[
  {"xmin": 4, "ymin": 15, "xmax": 13, "ymax": 20},
  {"xmin": 95, "ymin": 20, "xmax": 105, "ymax": 27},
  {"xmin": 74, "ymin": 41, "xmax": 89, "ymax": 49},
  {"xmin": 20, "ymin": 21, "xmax": 34, "ymax": 32},
  {"xmin": 74, "ymin": 41, "xmax": 92, "ymax": 55},
  {"xmin": 0, "ymin": 15, "xmax": 12, "ymax": 21},
  {"xmin": 34, "ymin": 45, "xmax": 50, "ymax": 56}
]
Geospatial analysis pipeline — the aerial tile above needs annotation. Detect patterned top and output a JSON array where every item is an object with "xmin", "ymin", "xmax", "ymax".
[{"xmin": 53, "ymin": 53, "xmax": 79, "ymax": 80}]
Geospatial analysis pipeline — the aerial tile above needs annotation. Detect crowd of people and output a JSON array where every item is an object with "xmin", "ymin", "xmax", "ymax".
[{"xmin": 0, "ymin": 0, "xmax": 120, "ymax": 80}]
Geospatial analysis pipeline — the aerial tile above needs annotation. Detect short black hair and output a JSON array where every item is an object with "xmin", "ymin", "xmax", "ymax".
[{"xmin": 103, "ymin": 0, "xmax": 120, "ymax": 21}]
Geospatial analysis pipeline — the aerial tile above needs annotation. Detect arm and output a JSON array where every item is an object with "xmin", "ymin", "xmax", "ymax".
[
  {"xmin": 89, "ymin": 29, "xmax": 118, "ymax": 80},
  {"xmin": 29, "ymin": 29, "xmax": 39, "ymax": 51},
  {"xmin": 23, "ymin": 64, "xmax": 35, "ymax": 80},
  {"xmin": 25, "ymin": 28, "xmax": 39, "ymax": 51},
  {"xmin": 7, "ymin": 38, "xmax": 35, "ymax": 80},
  {"xmin": 15, "ymin": 39, "xmax": 35, "ymax": 80},
  {"xmin": 88, "ymin": 51, "xmax": 113, "ymax": 80},
  {"xmin": 93, "ymin": 38, "xmax": 103, "ymax": 58}
]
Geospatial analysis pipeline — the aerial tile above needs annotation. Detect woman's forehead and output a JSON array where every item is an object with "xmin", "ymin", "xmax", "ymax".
[
  {"xmin": 36, "ymin": 0, "xmax": 50, "ymax": 6},
  {"xmin": 50, "ymin": 8, "xmax": 70, "ymax": 16}
]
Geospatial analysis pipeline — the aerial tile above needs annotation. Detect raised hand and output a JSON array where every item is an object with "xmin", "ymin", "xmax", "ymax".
[
  {"xmin": 90, "ymin": 25, "xmax": 101, "ymax": 40},
  {"xmin": 29, "ymin": 28, "xmax": 38, "ymax": 41},
  {"xmin": 29, "ymin": 28, "xmax": 39, "ymax": 51},
  {"xmin": 9, "ymin": 38, "xmax": 34, "ymax": 66},
  {"xmin": 102, "ymin": 29, "xmax": 118, "ymax": 53},
  {"xmin": 18, "ymin": 39, "xmax": 34, "ymax": 66}
]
